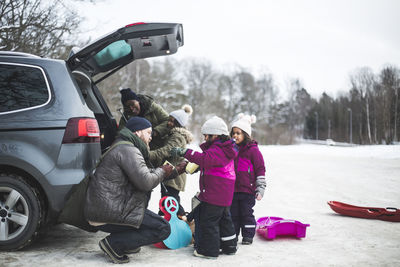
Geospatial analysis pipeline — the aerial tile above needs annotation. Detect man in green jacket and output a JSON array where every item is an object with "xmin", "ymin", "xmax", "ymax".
[
  {"xmin": 84, "ymin": 117, "xmax": 182, "ymax": 264},
  {"xmin": 118, "ymin": 88, "xmax": 169, "ymax": 149}
]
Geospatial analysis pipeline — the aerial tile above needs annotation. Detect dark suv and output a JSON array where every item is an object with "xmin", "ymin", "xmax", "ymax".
[{"xmin": 0, "ymin": 22, "xmax": 183, "ymax": 250}]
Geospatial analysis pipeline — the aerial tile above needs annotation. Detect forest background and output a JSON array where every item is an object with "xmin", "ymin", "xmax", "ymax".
[{"xmin": 1, "ymin": 0, "xmax": 399, "ymax": 145}]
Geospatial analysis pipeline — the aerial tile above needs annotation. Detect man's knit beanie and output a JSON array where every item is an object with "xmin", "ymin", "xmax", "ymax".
[{"xmin": 126, "ymin": 117, "xmax": 152, "ymax": 132}]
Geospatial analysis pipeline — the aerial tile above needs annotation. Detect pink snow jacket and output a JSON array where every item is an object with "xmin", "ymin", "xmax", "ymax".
[
  {"xmin": 234, "ymin": 141, "xmax": 266, "ymax": 196},
  {"xmin": 184, "ymin": 139, "xmax": 238, "ymax": 207}
]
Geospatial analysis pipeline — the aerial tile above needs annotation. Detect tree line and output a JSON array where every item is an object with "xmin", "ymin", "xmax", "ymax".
[
  {"xmin": 97, "ymin": 59, "xmax": 400, "ymax": 145},
  {"xmin": 2, "ymin": 0, "xmax": 399, "ymax": 145},
  {"xmin": 97, "ymin": 58, "xmax": 280, "ymax": 144},
  {"xmin": 303, "ymin": 66, "xmax": 399, "ymax": 144}
]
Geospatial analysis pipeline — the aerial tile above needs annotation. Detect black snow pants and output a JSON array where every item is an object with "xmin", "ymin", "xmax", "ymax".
[
  {"xmin": 95, "ymin": 209, "xmax": 170, "ymax": 255},
  {"xmin": 194, "ymin": 202, "xmax": 237, "ymax": 257},
  {"xmin": 230, "ymin": 192, "xmax": 256, "ymax": 239}
]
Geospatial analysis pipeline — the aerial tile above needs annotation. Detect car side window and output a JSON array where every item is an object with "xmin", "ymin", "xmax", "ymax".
[{"xmin": 0, "ymin": 63, "xmax": 50, "ymax": 114}]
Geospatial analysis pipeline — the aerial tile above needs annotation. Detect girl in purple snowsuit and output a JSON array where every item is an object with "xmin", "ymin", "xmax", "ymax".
[
  {"xmin": 230, "ymin": 114, "xmax": 266, "ymax": 245},
  {"xmin": 170, "ymin": 116, "xmax": 238, "ymax": 258}
]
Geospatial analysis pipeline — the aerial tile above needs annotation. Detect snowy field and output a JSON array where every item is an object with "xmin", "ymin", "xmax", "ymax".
[{"xmin": 1, "ymin": 144, "xmax": 399, "ymax": 267}]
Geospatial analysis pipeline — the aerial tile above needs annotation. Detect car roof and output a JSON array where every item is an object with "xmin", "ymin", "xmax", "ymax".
[{"xmin": 0, "ymin": 51, "xmax": 41, "ymax": 58}]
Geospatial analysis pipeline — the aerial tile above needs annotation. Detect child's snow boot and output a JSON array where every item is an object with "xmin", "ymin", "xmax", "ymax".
[
  {"xmin": 242, "ymin": 237, "xmax": 253, "ymax": 245},
  {"xmin": 193, "ymin": 250, "xmax": 217, "ymax": 259}
]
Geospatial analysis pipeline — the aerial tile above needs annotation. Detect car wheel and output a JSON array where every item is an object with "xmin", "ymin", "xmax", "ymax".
[{"xmin": 0, "ymin": 173, "xmax": 43, "ymax": 250}]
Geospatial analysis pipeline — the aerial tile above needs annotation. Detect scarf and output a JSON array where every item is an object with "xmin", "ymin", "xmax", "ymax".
[{"xmin": 118, "ymin": 127, "xmax": 150, "ymax": 164}]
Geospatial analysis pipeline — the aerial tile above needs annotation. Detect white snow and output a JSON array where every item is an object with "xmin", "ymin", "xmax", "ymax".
[{"xmin": 1, "ymin": 144, "xmax": 400, "ymax": 266}]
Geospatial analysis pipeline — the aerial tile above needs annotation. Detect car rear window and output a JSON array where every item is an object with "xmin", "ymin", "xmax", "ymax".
[
  {"xmin": 93, "ymin": 40, "xmax": 132, "ymax": 67},
  {"xmin": 0, "ymin": 63, "xmax": 51, "ymax": 114}
]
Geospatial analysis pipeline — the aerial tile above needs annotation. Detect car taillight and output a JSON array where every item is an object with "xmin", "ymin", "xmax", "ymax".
[{"xmin": 62, "ymin": 118, "xmax": 100, "ymax": 144}]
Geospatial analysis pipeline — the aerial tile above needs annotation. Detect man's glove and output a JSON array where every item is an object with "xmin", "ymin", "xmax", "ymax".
[
  {"xmin": 163, "ymin": 161, "xmax": 188, "ymax": 181},
  {"xmin": 161, "ymin": 164, "xmax": 174, "ymax": 178},
  {"xmin": 169, "ymin": 147, "xmax": 187, "ymax": 158},
  {"xmin": 164, "ymin": 169, "xmax": 179, "ymax": 181},
  {"xmin": 175, "ymin": 161, "xmax": 188, "ymax": 175}
]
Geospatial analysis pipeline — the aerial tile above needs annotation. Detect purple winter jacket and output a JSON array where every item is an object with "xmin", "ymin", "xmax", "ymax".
[
  {"xmin": 234, "ymin": 141, "xmax": 266, "ymax": 195},
  {"xmin": 184, "ymin": 139, "xmax": 238, "ymax": 207}
]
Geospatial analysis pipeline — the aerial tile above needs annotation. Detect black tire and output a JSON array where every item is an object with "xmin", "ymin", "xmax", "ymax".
[{"xmin": 0, "ymin": 173, "xmax": 43, "ymax": 250}]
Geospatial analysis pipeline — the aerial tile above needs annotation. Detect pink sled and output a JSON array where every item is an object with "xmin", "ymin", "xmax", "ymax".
[{"xmin": 256, "ymin": 216, "xmax": 310, "ymax": 239}]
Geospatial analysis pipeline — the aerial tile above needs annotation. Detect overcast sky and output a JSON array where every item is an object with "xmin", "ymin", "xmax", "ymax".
[{"xmin": 75, "ymin": 0, "xmax": 400, "ymax": 98}]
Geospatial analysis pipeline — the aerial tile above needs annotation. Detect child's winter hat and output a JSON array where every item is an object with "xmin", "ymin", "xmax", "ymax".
[
  {"xmin": 231, "ymin": 113, "xmax": 257, "ymax": 136},
  {"xmin": 120, "ymin": 88, "xmax": 139, "ymax": 104},
  {"xmin": 201, "ymin": 116, "xmax": 229, "ymax": 136},
  {"xmin": 126, "ymin": 117, "xmax": 152, "ymax": 132},
  {"xmin": 170, "ymin": 104, "xmax": 193, "ymax": 127}
]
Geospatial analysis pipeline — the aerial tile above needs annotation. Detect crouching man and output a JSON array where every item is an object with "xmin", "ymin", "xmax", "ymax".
[{"xmin": 84, "ymin": 117, "xmax": 175, "ymax": 264}]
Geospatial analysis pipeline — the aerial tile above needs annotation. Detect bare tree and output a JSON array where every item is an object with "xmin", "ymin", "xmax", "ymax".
[
  {"xmin": 286, "ymin": 78, "xmax": 304, "ymax": 141},
  {"xmin": 0, "ymin": 0, "xmax": 82, "ymax": 58},
  {"xmin": 255, "ymin": 72, "xmax": 277, "ymax": 115},
  {"xmin": 349, "ymin": 67, "xmax": 375, "ymax": 143},
  {"xmin": 378, "ymin": 65, "xmax": 400, "ymax": 143},
  {"xmin": 215, "ymin": 72, "xmax": 241, "ymax": 123},
  {"xmin": 182, "ymin": 59, "xmax": 217, "ymax": 137},
  {"xmin": 147, "ymin": 58, "xmax": 185, "ymax": 111}
]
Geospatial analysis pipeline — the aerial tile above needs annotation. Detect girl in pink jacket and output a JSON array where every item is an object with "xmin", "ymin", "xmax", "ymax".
[
  {"xmin": 230, "ymin": 114, "xmax": 266, "ymax": 245},
  {"xmin": 170, "ymin": 116, "xmax": 238, "ymax": 259}
]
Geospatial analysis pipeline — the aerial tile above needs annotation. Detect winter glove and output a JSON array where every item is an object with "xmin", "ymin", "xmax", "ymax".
[
  {"xmin": 175, "ymin": 161, "xmax": 189, "ymax": 175},
  {"xmin": 255, "ymin": 176, "xmax": 266, "ymax": 201},
  {"xmin": 169, "ymin": 147, "xmax": 187, "ymax": 158},
  {"xmin": 164, "ymin": 169, "xmax": 179, "ymax": 181},
  {"xmin": 163, "ymin": 161, "xmax": 188, "ymax": 181},
  {"xmin": 161, "ymin": 163, "xmax": 174, "ymax": 178}
]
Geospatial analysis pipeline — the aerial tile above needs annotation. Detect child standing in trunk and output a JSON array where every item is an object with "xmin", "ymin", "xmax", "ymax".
[
  {"xmin": 170, "ymin": 116, "xmax": 238, "ymax": 259},
  {"xmin": 230, "ymin": 114, "xmax": 266, "ymax": 245}
]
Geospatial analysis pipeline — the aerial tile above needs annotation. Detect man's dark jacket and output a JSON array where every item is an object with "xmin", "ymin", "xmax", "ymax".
[{"xmin": 84, "ymin": 135, "xmax": 166, "ymax": 228}]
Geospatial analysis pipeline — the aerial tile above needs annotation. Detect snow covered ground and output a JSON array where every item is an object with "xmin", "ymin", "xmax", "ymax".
[{"xmin": 1, "ymin": 144, "xmax": 400, "ymax": 267}]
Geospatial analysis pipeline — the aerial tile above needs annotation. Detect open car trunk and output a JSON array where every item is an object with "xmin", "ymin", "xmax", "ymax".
[{"xmin": 68, "ymin": 22, "xmax": 184, "ymax": 150}]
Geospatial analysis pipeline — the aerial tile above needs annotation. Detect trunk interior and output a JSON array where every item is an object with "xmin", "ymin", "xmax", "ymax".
[{"xmin": 72, "ymin": 71, "xmax": 117, "ymax": 152}]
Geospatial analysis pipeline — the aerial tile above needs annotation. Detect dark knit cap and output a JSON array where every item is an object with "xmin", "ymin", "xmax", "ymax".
[
  {"xmin": 126, "ymin": 117, "xmax": 152, "ymax": 132},
  {"xmin": 120, "ymin": 88, "xmax": 139, "ymax": 104}
]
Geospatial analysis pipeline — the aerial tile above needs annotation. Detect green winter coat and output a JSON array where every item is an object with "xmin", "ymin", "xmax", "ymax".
[
  {"xmin": 149, "ymin": 127, "xmax": 193, "ymax": 192},
  {"xmin": 118, "ymin": 95, "xmax": 169, "ymax": 149}
]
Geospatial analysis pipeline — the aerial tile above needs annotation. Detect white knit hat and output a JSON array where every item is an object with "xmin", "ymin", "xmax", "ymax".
[
  {"xmin": 170, "ymin": 104, "xmax": 193, "ymax": 127},
  {"xmin": 231, "ymin": 113, "xmax": 257, "ymax": 136},
  {"xmin": 201, "ymin": 116, "xmax": 229, "ymax": 136}
]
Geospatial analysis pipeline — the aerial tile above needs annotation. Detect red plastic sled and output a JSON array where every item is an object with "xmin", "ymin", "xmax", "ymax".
[{"xmin": 327, "ymin": 201, "xmax": 400, "ymax": 222}]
